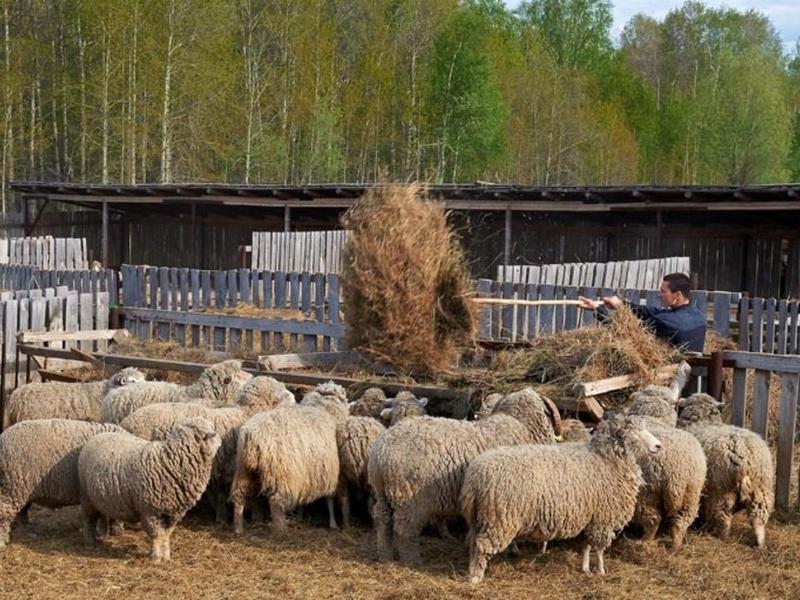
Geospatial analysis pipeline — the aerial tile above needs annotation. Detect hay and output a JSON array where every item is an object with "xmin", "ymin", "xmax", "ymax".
[
  {"xmin": 340, "ymin": 184, "xmax": 476, "ymax": 374},
  {"xmin": 4, "ymin": 505, "xmax": 800, "ymax": 600},
  {"xmin": 464, "ymin": 305, "xmax": 680, "ymax": 401}
]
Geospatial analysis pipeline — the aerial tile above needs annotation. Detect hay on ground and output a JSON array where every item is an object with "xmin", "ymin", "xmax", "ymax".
[{"xmin": 340, "ymin": 183, "xmax": 476, "ymax": 374}]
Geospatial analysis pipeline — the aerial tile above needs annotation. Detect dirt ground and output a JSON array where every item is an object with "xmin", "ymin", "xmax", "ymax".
[{"xmin": 2, "ymin": 505, "xmax": 799, "ymax": 600}]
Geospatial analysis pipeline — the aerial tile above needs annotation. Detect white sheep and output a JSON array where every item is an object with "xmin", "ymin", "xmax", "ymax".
[
  {"xmin": 676, "ymin": 393, "xmax": 774, "ymax": 547},
  {"xmin": 336, "ymin": 393, "xmax": 428, "ymax": 528},
  {"xmin": 348, "ymin": 387, "xmax": 387, "ymax": 418},
  {"xmin": 120, "ymin": 376, "xmax": 295, "ymax": 522},
  {"xmin": 3, "ymin": 367, "xmax": 146, "ymax": 428},
  {"xmin": 367, "ymin": 387, "xmax": 562, "ymax": 564},
  {"xmin": 626, "ymin": 393, "xmax": 707, "ymax": 548},
  {"xmin": 0, "ymin": 419, "xmax": 125, "ymax": 548},
  {"xmin": 229, "ymin": 382, "xmax": 349, "ymax": 534},
  {"xmin": 78, "ymin": 417, "xmax": 221, "ymax": 561},
  {"xmin": 460, "ymin": 413, "xmax": 662, "ymax": 583},
  {"xmin": 101, "ymin": 359, "xmax": 252, "ymax": 423}
]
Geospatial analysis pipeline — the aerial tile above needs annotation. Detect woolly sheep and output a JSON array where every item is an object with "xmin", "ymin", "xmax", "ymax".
[
  {"xmin": 229, "ymin": 385, "xmax": 349, "ymax": 534},
  {"xmin": 460, "ymin": 413, "xmax": 662, "ymax": 583},
  {"xmin": 101, "ymin": 359, "xmax": 252, "ymax": 423},
  {"xmin": 78, "ymin": 417, "xmax": 221, "ymax": 561},
  {"xmin": 626, "ymin": 395, "xmax": 707, "ymax": 548},
  {"xmin": 560, "ymin": 418, "xmax": 591, "ymax": 443},
  {"xmin": 337, "ymin": 393, "xmax": 429, "ymax": 527},
  {"xmin": 676, "ymin": 393, "xmax": 774, "ymax": 547},
  {"xmin": 628, "ymin": 386, "xmax": 679, "ymax": 427},
  {"xmin": 0, "ymin": 419, "xmax": 125, "ymax": 548},
  {"xmin": 348, "ymin": 387, "xmax": 387, "ymax": 418},
  {"xmin": 3, "ymin": 367, "xmax": 146, "ymax": 428},
  {"xmin": 368, "ymin": 387, "xmax": 561, "ymax": 564},
  {"xmin": 120, "ymin": 376, "xmax": 295, "ymax": 522}
]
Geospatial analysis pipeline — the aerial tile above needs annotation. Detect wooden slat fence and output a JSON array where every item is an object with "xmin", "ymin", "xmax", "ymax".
[
  {"xmin": 0, "ymin": 236, "xmax": 89, "ymax": 270},
  {"xmin": 120, "ymin": 265, "xmax": 337, "ymax": 321},
  {"xmin": 497, "ymin": 257, "xmax": 690, "ymax": 289},
  {"xmin": 0, "ymin": 265, "xmax": 119, "ymax": 306},
  {"xmin": 250, "ymin": 231, "xmax": 348, "ymax": 273},
  {"xmin": 724, "ymin": 351, "xmax": 800, "ymax": 510},
  {"xmin": 120, "ymin": 307, "xmax": 345, "ymax": 355},
  {"xmin": 476, "ymin": 278, "xmax": 739, "ymax": 344}
]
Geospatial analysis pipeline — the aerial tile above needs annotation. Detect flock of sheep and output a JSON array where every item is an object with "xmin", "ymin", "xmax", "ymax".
[{"xmin": 0, "ymin": 359, "xmax": 775, "ymax": 584}]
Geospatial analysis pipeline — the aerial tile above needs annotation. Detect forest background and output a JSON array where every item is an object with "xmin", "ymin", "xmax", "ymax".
[{"xmin": 0, "ymin": 0, "xmax": 798, "ymax": 213}]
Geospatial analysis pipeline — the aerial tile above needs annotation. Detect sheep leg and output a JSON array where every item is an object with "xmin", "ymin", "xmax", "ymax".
[
  {"xmin": 108, "ymin": 519, "xmax": 126, "ymax": 536},
  {"xmin": 81, "ymin": 504, "xmax": 102, "ymax": 545},
  {"xmin": 705, "ymin": 492, "xmax": 735, "ymax": 539},
  {"xmin": 667, "ymin": 482, "xmax": 702, "ymax": 550},
  {"xmin": 638, "ymin": 507, "xmax": 662, "ymax": 541},
  {"xmin": 326, "ymin": 497, "xmax": 339, "ymax": 530},
  {"xmin": 595, "ymin": 549, "xmax": 606, "ymax": 575},
  {"xmin": 18, "ymin": 503, "xmax": 30, "ymax": 526},
  {"xmin": 581, "ymin": 544, "xmax": 592, "ymax": 574},
  {"xmin": 0, "ymin": 493, "xmax": 17, "ymax": 548},
  {"xmin": 229, "ymin": 467, "xmax": 255, "ymax": 535},
  {"xmin": 268, "ymin": 495, "xmax": 288, "ymax": 533},
  {"xmin": 373, "ymin": 493, "xmax": 394, "ymax": 562},
  {"xmin": 393, "ymin": 507, "xmax": 425, "ymax": 566},
  {"xmin": 336, "ymin": 484, "xmax": 350, "ymax": 529}
]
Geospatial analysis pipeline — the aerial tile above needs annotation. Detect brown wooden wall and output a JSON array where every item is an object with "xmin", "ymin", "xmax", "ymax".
[{"xmin": 6, "ymin": 205, "xmax": 800, "ymax": 298}]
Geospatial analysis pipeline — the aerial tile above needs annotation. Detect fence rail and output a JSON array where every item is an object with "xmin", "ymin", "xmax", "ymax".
[
  {"xmin": 250, "ymin": 230, "xmax": 348, "ymax": 273},
  {"xmin": 0, "ymin": 265, "xmax": 118, "ymax": 306},
  {"xmin": 120, "ymin": 307, "xmax": 344, "ymax": 354},
  {"xmin": 0, "ymin": 236, "xmax": 88, "ymax": 270},
  {"xmin": 497, "ymin": 257, "xmax": 690, "ymax": 290}
]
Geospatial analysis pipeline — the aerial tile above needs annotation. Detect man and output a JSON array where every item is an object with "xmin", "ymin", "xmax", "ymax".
[{"xmin": 578, "ymin": 272, "xmax": 706, "ymax": 352}]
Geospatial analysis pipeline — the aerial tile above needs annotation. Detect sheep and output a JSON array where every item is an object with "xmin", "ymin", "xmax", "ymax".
[
  {"xmin": 348, "ymin": 387, "xmax": 387, "ymax": 418},
  {"xmin": 120, "ymin": 376, "xmax": 295, "ymax": 522},
  {"xmin": 78, "ymin": 417, "xmax": 221, "ymax": 561},
  {"xmin": 628, "ymin": 386, "xmax": 679, "ymax": 427},
  {"xmin": 473, "ymin": 393, "xmax": 503, "ymax": 420},
  {"xmin": 560, "ymin": 418, "xmax": 591, "ymax": 443},
  {"xmin": 626, "ymin": 395, "xmax": 707, "ymax": 548},
  {"xmin": 3, "ymin": 367, "xmax": 146, "ymax": 428},
  {"xmin": 676, "ymin": 393, "xmax": 774, "ymax": 547},
  {"xmin": 101, "ymin": 359, "xmax": 252, "ymax": 423},
  {"xmin": 460, "ymin": 413, "xmax": 662, "ymax": 583},
  {"xmin": 0, "ymin": 419, "xmax": 125, "ymax": 548},
  {"xmin": 229, "ymin": 383, "xmax": 349, "ymax": 534},
  {"xmin": 367, "ymin": 387, "xmax": 562, "ymax": 565},
  {"xmin": 337, "ymin": 392, "xmax": 429, "ymax": 528}
]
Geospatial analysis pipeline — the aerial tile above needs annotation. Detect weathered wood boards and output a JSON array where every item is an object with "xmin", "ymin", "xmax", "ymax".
[{"xmin": 250, "ymin": 231, "xmax": 348, "ymax": 273}]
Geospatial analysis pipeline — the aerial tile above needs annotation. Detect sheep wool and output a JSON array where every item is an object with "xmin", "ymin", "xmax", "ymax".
[
  {"xmin": 560, "ymin": 418, "xmax": 591, "ymax": 443},
  {"xmin": 0, "ymin": 419, "xmax": 125, "ymax": 548},
  {"xmin": 230, "ymin": 388, "xmax": 349, "ymax": 534},
  {"xmin": 78, "ymin": 417, "xmax": 221, "ymax": 561},
  {"xmin": 4, "ymin": 367, "xmax": 146, "ymax": 428},
  {"xmin": 367, "ymin": 387, "xmax": 559, "ymax": 565},
  {"xmin": 460, "ymin": 414, "xmax": 661, "ymax": 583},
  {"xmin": 101, "ymin": 360, "xmax": 252, "ymax": 423},
  {"xmin": 628, "ymin": 386, "xmax": 678, "ymax": 427},
  {"xmin": 348, "ymin": 387, "xmax": 387, "ymax": 418},
  {"xmin": 120, "ymin": 376, "xmax": 295, "ymax": 522},
  {"xmin": 677, "ymin": 393, "xmax": 774, "ymax": 547}
]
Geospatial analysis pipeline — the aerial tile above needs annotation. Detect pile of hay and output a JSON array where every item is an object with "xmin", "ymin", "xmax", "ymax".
[
  {"xmin": 471, "ymin": 305, "xmax": 680, "ymax": 399},
  {"xmin": 340, "ymin": 184, "xmax": 476, "ymax": 374}
]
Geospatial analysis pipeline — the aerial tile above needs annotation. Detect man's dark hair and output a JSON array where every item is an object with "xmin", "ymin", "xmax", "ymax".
[{"xmin": 662, "ymin": 273, "xmax": 691, "ymax": 298}]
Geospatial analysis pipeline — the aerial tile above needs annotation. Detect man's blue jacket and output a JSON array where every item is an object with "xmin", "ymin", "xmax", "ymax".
[{"xmin": 597, "ymin": 302, "xmax": 706, "ymax": 352}]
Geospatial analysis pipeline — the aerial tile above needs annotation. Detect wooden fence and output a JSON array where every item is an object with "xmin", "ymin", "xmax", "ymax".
[
  {"xmin": 497, "ymin": 257, "xmax": 691, "ymax": 289},
  {"xmin": 0, "ymin": 265, "xmax": 119, "ymax": 306},
  {"xmin": 250, "ymin": 230, "xmax": 348, "ymax": 273},
  {"xmin": 119, "ymin": 265, "xmax": 338, "ymax": 320},
  {"xmin": 0, "ymin": 236, "xmax": 89, "ymax": 270},
  {"xmin": 724, "ymin": 351, "xmax": 800, "ymax": 510}
]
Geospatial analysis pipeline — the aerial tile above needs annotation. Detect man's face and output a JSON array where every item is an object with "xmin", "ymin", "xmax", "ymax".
[{"xmin": 659, "ymin": 281, "xmax": 684, "ymax": 308}]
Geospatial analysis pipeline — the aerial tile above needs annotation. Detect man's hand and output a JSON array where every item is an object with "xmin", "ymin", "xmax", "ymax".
[
  {"xmin": 578, "ymin": 296, "xmax": 601, "ymax": 311},
  {"xmin": 601, "ymin": 295, "xmax": 623, "ymax": 309}
]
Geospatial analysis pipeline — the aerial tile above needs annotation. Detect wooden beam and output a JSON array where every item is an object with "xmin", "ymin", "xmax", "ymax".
[
  {"xmin": 70, "ymin": 348, "xmax": 105, "ymax": 369},
  {"xmin": 503, "ymin": 206, "xmax": 511, "ymax": 266},
  {"xmin": 473, "ymin": 298, "xmax": 583, "ymax": 307},
  {"xmin": 18, "ymin": 329, "xmax": 130, "ymax": 344},
  {"xmin": 577, "ymin": 364, "xmax": 680, "ymax": 398},
  {"xmin": 37, "ymin": 369, "xmax": 83, "ymax": 383},
  {"xmin": 258, "ymin": 351, "xmax": 367, "ymax": 371}
]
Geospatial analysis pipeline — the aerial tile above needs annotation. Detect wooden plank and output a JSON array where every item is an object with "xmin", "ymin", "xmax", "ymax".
[
  {"xmin": 751, "ymin": 298, "xmax": 763, "ymax": 353},
  {"xmin": 240, "ymin": 268, "xmax": 251, "ymax": 305},
  {"xmin": 765, "ymin": 298, "xmax": 776, "ymax": 353},
  {"xmin": 751, "ymin": 370, "xmax": 770, "ymax": 439},
  {"xmin": 227, "ymin": 269, "xmax": 239, "ymax": 307},
  {"xmin": 179, "ymin": 268, "xmax": 189, "ymax": 312},
  {"xmin": 300, "ymin": 272, "xmax": 312, "ymax": 313},
  {"xmin": 201, "ymin": 270, "xmax": 211, "ymax": 308},
  {"xmin": 190, "ymin": 269, "xmax": 200, "ymax": 310},
  {"xmin": 148, "ymin": 266, "xmax": 158, "ymax": 310},
  {"xmin": 775, "ymin": 372, "xmax": 799, "ymax": 509},
  {"xmin": 563, "ymin": 286, "xmax": 579, "ymax": 330},
  {"xmin": 526, "ymin": 283, "xmax": 540, "ymax": 339},
  {"xmin": 314, "ymin": 273, "xmax": 326, "ymax": 322},
  {"xmin": 579, "ymin": 364, "xmax": 680, "ymax": 398},
  {"xmin": 538, "ymin": 284, "xmax": 555, "ymax": 334},
  {"xmin": 214, "ymin": 270, "xmax": 227, "ymax": 308},
  {"xmin": 251, "ymin": 270, "xmax": 261, "ymax": 307},
  {"xmin": 95, "ymin": 292, "xmax": 110, "ymax": 353},
  {"xmin": 263, "ymin": 271, "xmax": 273, "ymax": 309},
  {"xmin": 730, "ymin": 368, "xmax": 748, "ymax": 427},
  {"xmin": 581, "ymin": 287, "xmax": 597, "ymax": 326},
  {"xmin": 723, "ymin": 350, "xmax": 800, "ymax": 374},
  {"xmin": 65, "ymin": 293, "xmax": 78, "ymax": 351},
  {"xmin": 18, "ymin": 328, "xmax": 128, "ymax": 343},
  {"xmin": 78, "ymin": 293, "xmax": 93, "ymax": 352},
  {"xmin": 4, "ymin": 300, "xmax": 17, "ymax": 371},
  {"xmin": 712, "ymin": 292, "xmax": 732, "ymax": 338},
  {"xmin": 169, "ymin": 267, "xmax": 179, "ymax": 311},
  {"xmin": 274, "ymin": 271, "xmax": 286, "ymax": 308},
  {"xmin": 790, "ymin": 302, "xmax": 799, "ymax": 354},
  {"xmin": 777, "ymin": 300, "xmax": 789, "ymax": 355},
  {"xmin": 289, "ymin": 271, "xmax": 300, "ymax": 310},
  {"xmin": 501, "ymin": 281, "xmax": 514, "ymax": 340},
  {"xmin": 645, "ymin": 290, "xmax": 660, "ymax": 307}
]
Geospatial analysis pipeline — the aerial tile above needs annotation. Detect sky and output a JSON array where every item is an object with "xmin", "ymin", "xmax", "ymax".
[{"xmin": 503, "ymin": 1, "xmax": 800, "ymax": 54}]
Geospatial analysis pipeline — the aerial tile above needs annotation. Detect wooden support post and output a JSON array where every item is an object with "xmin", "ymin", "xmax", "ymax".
[
  {"xmin": 101, "ymin": 200, "xmax": 109, "ymax": 268},
  {"xmin": 504, "ymin": 205, "xmax": 511, "ymax": 266},
  {"xmin": 707, "ymin": 351, "xmax": 724, "ymax": 400},
  {"xmin": 655, "ymin": 209, "xmax": 663, "ymax": 258},
  {"xmin": 191, "ymin": 203, "xmax": 199, "ymax": 267},
  {"xmin": 284, "ymin": 205, "xmax": 291, "ymax": 233}
]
